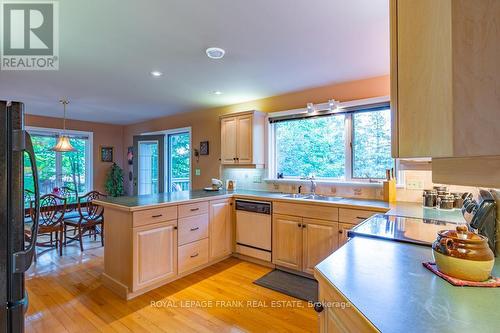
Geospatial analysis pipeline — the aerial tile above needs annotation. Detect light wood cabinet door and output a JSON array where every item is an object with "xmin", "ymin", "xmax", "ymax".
[
  {"xmin": 302, "ymin": 219, "xmax": 338, "ymax": 275},
  {"xmin": 391, "ymin": 0, "xmax": 500, "ymax": 159},
  {"xmin": 338, "ymin": 223, "xmax": 354, "ymax": 248},
  {"xmin": 272, "ymin": 214, "xmax": 302, "ymax": 271},
  {"xmin": 209, "ymin": 199, "xmax": 232, "ymax": 260},
  {"xmin": 133, "ymin": 220, "xmax": 177, "ymax": 291},
  {"xmin": 393, "ymin": 0, "xmax": 453, "ymax": 158},
  {"xmin": 221, "ymin": 117, "xmax": 237, "ymax": 164},
  {"xmin": 236, "ymin": 115, "xmax": 253, "ymax": 164}
]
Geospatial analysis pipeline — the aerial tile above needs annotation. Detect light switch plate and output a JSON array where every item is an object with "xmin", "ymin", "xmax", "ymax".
[{"xmin": 195, "ymin": 169, "xmax": 201, "ymax": 176}]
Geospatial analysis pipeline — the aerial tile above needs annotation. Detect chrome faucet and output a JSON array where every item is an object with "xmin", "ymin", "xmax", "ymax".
[{"xmin": 309, "ymin": 176, "xmax": 317, "ymax": 195}]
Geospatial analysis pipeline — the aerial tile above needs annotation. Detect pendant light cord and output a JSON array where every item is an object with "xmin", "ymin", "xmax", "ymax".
[
  {"xmin": 63, "ymin": 101, "xmax": 66, "ymax": 131},
  {"xmin": 60, "ymin": 99, "xmax": 69, "ymax": 133}
]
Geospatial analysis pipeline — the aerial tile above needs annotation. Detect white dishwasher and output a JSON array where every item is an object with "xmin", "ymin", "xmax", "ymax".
[{"xmin": 235, "ymin": 200, "xmax": 272, "ymax": 262}]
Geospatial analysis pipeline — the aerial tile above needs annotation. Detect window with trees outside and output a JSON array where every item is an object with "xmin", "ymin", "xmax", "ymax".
[
  {"xmin": 271, "ymin": 102, "xmax": 394, "ymax": 181},
  {"xmin": 24, "ymin": 128, "xmax": 93, "ymax": 202}
]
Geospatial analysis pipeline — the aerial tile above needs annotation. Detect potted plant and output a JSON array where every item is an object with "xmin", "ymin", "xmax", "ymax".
[{"xmin": 105, "ymin": 162, "xmax": 124, "ymax": 197}]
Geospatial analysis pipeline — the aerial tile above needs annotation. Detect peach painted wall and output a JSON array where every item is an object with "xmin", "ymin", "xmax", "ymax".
[
  {"xmin": 25, "ymin": 114, "xmax": 125, "ymax": 193},
  {"xmin": 123, "ymin": 75, "xmax": 390, "ymax": 192}
]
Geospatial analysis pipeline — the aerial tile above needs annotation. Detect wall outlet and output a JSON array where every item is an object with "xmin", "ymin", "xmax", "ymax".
[
  {"xmin": 253, "ymin": 176, "xmax": 262, "ymax": 183},
  {"xmin": 195, "ymin": 169, "xmax": 201, "ymax": 176},
  {"xmin": 406, "ymin": 179, "xmax": 424, "ymax": 190}
]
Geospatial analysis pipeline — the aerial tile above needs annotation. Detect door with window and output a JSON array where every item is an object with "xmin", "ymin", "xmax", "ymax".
[
  {"xmin": 166, "ymin": 131, "xmax": 190, "ymax": 192},
  {"xmin": 134, "ymin": 130, "xmax": 191, "ymax": 195},
  {"xmin": 133, "ymin": 135, "xmax": 165, "ymax": 195}
]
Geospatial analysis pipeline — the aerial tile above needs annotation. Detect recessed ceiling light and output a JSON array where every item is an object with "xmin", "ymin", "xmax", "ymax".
[
  {"xmin": 213, "ymin": 91, "xmax": 223, "ymax": 95},
  {"xmin": 150, "ymin": 70, "xmax": 163, "ymax": 77},
  {"xmin": 206, "ymin": 47, "xmax": 225, "ymax": 59}
]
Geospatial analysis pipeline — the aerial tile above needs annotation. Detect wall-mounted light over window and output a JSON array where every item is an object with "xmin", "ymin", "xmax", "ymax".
[
  {"xmin": 306, "ymin": 102, "xmax": 315, "ymax": 114},
  {"xmin": 329, "ymin": 99, "xmax": 340, "ymax": 112}
]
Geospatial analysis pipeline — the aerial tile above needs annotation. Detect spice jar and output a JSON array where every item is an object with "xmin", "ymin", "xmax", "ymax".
[
  {"xmin": 439, "ymin": 194, "xmax": 455, "ymax": 210},
  {"xmin": 423, "ymin": 189, "xmax": 438, "ymax": 207}
]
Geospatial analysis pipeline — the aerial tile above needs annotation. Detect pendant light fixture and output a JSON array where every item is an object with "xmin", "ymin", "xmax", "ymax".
[{"xmin": 52, "ymin": 99, "xmax": 76, "ymax": 152}]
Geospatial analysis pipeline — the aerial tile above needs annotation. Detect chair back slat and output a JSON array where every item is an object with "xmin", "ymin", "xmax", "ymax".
[
  {"xmin": 78, "ymin": 191, "xmax": 106, "ymax": 220},
  {"xmin": 33, "ymin": 194, "xmax": 67, "ymax": 227}
]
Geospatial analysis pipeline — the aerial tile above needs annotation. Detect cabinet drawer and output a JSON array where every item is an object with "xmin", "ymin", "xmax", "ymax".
[
  {"xmin": 178, "ymin": 238, "xmax": 209, "ymax": 274},
  {"xmin": 178, "ymin": 201, "xmax": 209, "ymax": 218},
  {"xmin": 273, "ymin": 202, "xmax": 338, "ymax": 221},
  {"xmin": 339, "ymin": 208, "xmax": 378, "ymax": 225},
  {"xmin": 133, "ymin": 206, "xmax": 177, "ymax": 227},
  {"xmin": 178, "ymin": 214, "xmax": 209, "ymax": 246}
]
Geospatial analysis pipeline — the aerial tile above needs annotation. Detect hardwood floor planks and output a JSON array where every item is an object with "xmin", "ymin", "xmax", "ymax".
[{"xmin": 25, "ymin": 239, "xmax": 317, "ymax": 332}]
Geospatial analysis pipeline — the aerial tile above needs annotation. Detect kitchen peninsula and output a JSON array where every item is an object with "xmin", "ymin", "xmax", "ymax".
[
  {"xmin": 315, "ymin": 237, "xmax": 500, "ymax": 332},
  {"xmin": 95, "ymin": 190, "xmax": 466, "ymax": 300}
]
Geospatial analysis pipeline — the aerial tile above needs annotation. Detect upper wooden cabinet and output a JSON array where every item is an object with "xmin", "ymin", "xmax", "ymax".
[
  {"xmin": 391, "ymin": 0, "xmax": 500, "ymax": 158},
  {"xmin": 220, "ymin": 111, "xmax": 266, "ymax": 166}
]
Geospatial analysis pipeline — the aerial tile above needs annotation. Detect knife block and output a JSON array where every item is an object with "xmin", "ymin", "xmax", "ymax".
[{"xmin": 383, "ymin": 179, "xmax": 397, "ymax": 203}]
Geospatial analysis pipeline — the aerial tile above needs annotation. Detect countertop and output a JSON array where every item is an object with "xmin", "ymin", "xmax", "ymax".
[
  {"xmin": 95, "ymin": 190, "xmax": 466, "ymax": 223},
  {"xmin": 315, "ymin": 237, "xmax": 500, "ymax": 333}
]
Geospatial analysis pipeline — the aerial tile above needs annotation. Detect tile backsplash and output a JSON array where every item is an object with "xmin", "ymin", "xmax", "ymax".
[{"xmin": 221, "ymin": 168, "xmax": 481, "ymax": 203}]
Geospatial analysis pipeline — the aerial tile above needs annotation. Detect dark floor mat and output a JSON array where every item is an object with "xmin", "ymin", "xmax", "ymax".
[{"xmin": 254, "ymin": 269, "xmax": 318, "ymax": 302}]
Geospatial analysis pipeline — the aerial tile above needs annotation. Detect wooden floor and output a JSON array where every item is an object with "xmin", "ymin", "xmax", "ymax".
[{"xmin": 25, "ymin": 238, "xmax": 317, "ymax": 332}]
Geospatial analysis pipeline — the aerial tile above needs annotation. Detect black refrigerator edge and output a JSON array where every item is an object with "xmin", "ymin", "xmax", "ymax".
[{"xmin": 1, "ymin": 101, "xmax": 40, "ymax": 333}]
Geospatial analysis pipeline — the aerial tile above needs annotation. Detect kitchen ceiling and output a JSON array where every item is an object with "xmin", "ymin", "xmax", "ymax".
[{"xmin": 0, "ymin": 0, "xmax": 389, "ymax": 125}]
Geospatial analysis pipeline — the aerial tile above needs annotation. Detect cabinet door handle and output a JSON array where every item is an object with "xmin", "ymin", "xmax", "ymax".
[
  {"xmin": 356, "ymin": 216, "xmax": 366, "ymax": 220},
  {"xmin": 174, "ymin": 226, "xmax": 178, "ymax": 230},
  {"xmin": 313, "ymin": 302, "xmax": 324, "ymax": 313},
  {"xmin": 298, "ymin": 223, "xmax": 302, "ymax": 227},
  {"xmin": 302, "ymin": 224, "xmax": 306, "ymax": 228},
  {"xmin": 190, "ymin": 227, "xmax": 199, "ymax": 231},
  {"xmin": 190, "ymin": 208, "xmax": 199, "ymax": 212},
  {"xmin": 339, "ymin": 230, "xmax": 343, "ymax": 234},
  {"xmin": 190, "ymin": 253, "xmax": 199, "ymax": 258},
  {"xmin": 152, "ymin": 214, "xmax": 163, "ymax": 218}
]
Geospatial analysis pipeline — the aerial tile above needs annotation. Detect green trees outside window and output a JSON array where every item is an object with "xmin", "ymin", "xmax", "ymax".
[
  {"xmin": 24, "ymin": 132, "xmax": 91, "ymax": 201},
  {"xmin": 273, "ymin": 107, "xmax": 394, "ymax": 180}
]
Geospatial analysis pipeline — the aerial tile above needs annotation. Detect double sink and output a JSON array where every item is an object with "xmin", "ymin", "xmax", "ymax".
[{"xmin": 282, "ymin": 193, "xmax": 343, "ymax": 202}]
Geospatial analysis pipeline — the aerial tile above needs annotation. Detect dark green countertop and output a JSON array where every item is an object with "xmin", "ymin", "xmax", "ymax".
[
  {"xmin": 95, "ymin": 190, "xmax": 233, "ymax": 209},
  {"xmin": 315, "ymin": 237, "xmax": 500, "ymax": 333},
  {"xmin": 95, "ymin": 190, "xmax": 466, "ymax": 224}
]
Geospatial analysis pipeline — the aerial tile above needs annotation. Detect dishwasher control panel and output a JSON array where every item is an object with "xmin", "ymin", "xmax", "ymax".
[{"xmin": 235, "ymin": 200, "xmax": 271, "ymax": 215}]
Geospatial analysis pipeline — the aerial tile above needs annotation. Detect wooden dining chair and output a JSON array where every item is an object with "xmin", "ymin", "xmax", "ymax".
[
  {"xmin": 59, "ymin": 186, "xmax": 78, "ymax": 205},
  {"xmin": 64, "ymin": 191, "xmax": 107, "ymax": 251},
  {"xmin": 29, "ymin": 194, "xmax": 67, "ymax": 256}
]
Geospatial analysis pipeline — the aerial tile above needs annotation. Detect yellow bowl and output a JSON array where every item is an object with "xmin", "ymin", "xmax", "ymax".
[{"xmin": 433, "ymin": 249, "xmax": 494, "ymax": 282}]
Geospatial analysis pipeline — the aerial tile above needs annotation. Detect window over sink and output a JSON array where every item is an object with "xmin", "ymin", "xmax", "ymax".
[{"xmin": 269, "ymin": 100, "xmax": 395, "ymax": 181}]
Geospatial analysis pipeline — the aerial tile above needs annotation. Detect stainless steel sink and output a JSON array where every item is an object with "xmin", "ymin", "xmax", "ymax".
[
  {"xmin": 281, "ymin": 193, "xmax": 343, "ymax": 201},
  {"xmin": 282, "ymin": 193, "xmax": 308, "ymax": 199},
  {"xmin": 303, "ymin": 194, "xmax": 343, "ymax": 202}
]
